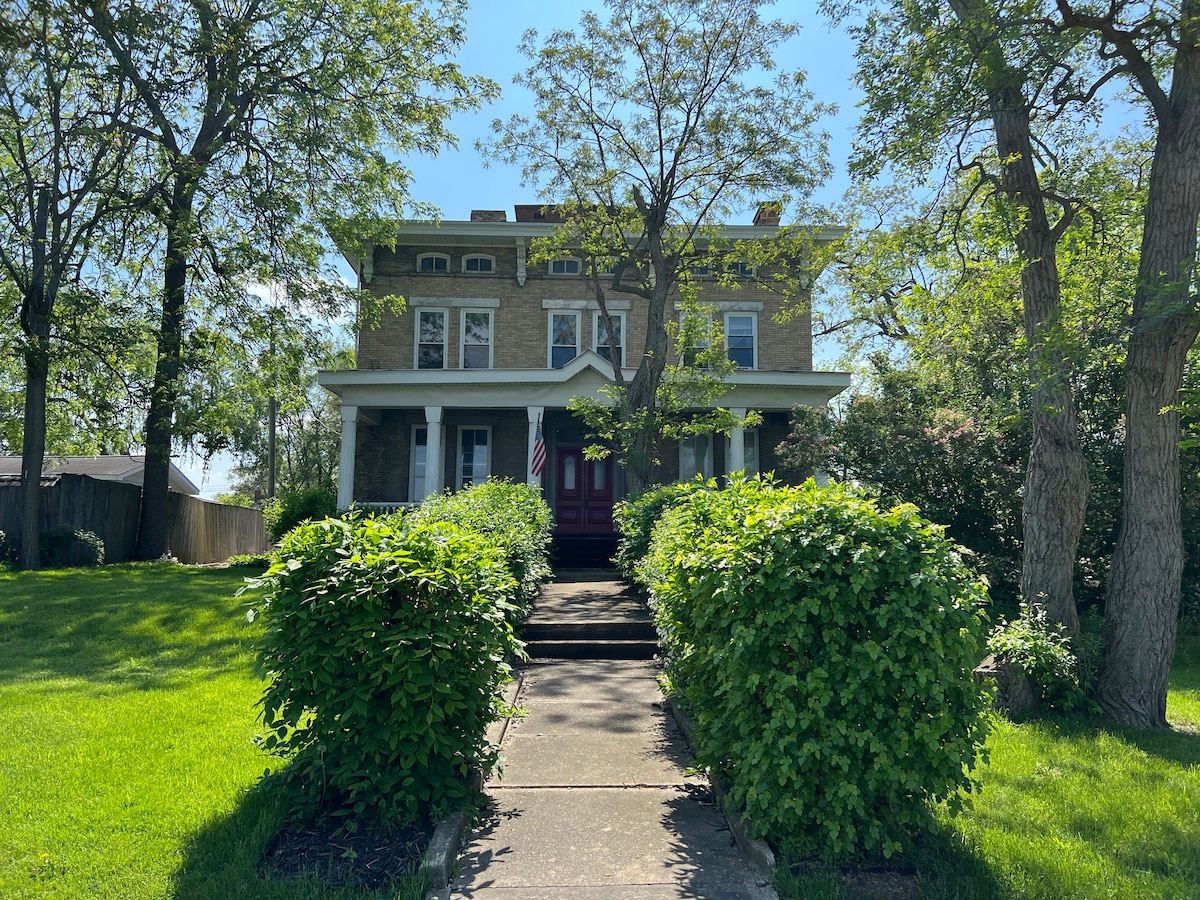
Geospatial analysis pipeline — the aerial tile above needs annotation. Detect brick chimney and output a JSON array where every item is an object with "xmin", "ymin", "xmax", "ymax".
[
  {"xmin": 470, "ymin": 210, "xmax": 507, "ymax": 222},
  {"xmin": 753, "ymin": 202, "xmax": 783, "ymax": 227}
]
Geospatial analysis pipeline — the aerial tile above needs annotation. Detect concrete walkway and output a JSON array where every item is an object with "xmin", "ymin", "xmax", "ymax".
[{"xmin": 442, "ymin": 571, "xmax": 776, "ymax": 899}]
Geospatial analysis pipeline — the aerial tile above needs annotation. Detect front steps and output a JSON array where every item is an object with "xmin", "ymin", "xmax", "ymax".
[{"xmin": 519, "ymin": 570, "xmax": 659, "ymax": 660}]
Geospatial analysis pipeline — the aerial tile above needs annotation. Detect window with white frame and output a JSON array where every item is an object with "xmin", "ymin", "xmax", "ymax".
[
  {"xmin": 679, "ymin": 308, "xmax": 714, "ymax": 366},
  {"xmin": 416, "ymin": 309, "xmax": 447, "ymax": 369},
  {"xmin": 410, "ymin": 426, "xmax": 429, "ymax": 499},
  {"xmin": 594, "ymin": 312, "xmax": 624, "ymax": 366},
  {"xmin": 417, "ymin": 252, "xmax": 450, "ymax": 273},
  {"xmin": 458, "ymin": 427, "xmax": 490, "ymax": 488},
  {"xmin": 549, "ymin": 312, "xmax": 579, "ymax": 368},
  {"xmin": 550, "ymin": 257, "xmax": 581, "ymax": 275},
  {"xmin": 680, "ymin": 434, "xmax": 714, "ymax": 480},
  {"xmin": 725, "ymin": 312, "xmax": 757, "ymax": 369},
  {"xmin": 726, "ymin": 261, "xmax": 756, "ymax": 277},
  {"xmin": 463, "ymin": 254, "xmax": 494, "ymax": 274},
  {"xmin": 689, "ymin": 264, "xmax": 711, "ymax": 277},
  {"xmin": 461, "ymin": 309, "xmax": 493, "ymax": 369},
  {"xmin": 726, "ymin": 430, "xmax": 760, "ymax": 475}
]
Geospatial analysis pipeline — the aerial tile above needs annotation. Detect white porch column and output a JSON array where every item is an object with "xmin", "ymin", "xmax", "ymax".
[
  {"xmin": 424, "ymin": 405, "xmax": 444, "ymax": 499},
  {"xmin": 527, "ymin": 405, "xmax": 545, "ymax": 487},
  {"xmin": 729, "ymin": 407, "xmax": 747, "ymax": 474},
  {"xmin": 337, "ymin": 404, "xmax": 358, "ymax": 510}
]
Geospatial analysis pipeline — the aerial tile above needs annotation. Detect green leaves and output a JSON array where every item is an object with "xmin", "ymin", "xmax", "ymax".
[
  {"xmin": 638, "ymin": 474, "xmax": 991, "ymax": 858},
  {"xmin": 250, "ymin": 480, "xmax": 550, "ymax": 828}
]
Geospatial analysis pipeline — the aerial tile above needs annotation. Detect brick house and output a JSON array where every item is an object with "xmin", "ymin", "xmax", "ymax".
[{"xmin": 321, "ymin": 205, "xmax": 850, "ymax": 535}]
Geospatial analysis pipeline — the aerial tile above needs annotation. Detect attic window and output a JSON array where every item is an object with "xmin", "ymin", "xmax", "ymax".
[
  {"xmin": 417, "ymin": 253, "xmax": 450, "ymax": 273},
  {"xmin": 727, "ymin": 261, "xmax": 756, "ymax": 277},
  {"xmin": 463, "ymin": 254, "xmax": 494, "ymax": 273},
  {"xmin": 550, "ymin": 257, "xmax": 581, "ymax": 275}
]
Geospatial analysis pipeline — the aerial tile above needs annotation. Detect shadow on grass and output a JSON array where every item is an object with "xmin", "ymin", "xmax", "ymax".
[{"xmin": 0, "ymin": 563, "xmax": 261, "ymax": 692}]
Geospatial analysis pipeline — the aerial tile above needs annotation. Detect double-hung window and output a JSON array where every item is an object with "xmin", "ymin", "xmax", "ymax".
[
  {"xmin": 725, "ymin": 313, "xmax": 757, "ymax": 369},
  {"xmin": 680, "ymin": 435, "xmax": 714, "ymax": 480},
  {"xmin": 461, "ymin": 309, "xmax": 493, "ymax": 369},
  {"xmin": 726, "ymin": 261, "xmax": 756, "ymax": 277},
  {"xmin": 416, "ymin": 309, "xmax": 447, "ymax": 369},
  {"xmin": 550, "ymin": 257, "xmax": 581, "ymax": 275},
  {"xmin": 410, "ymin": 426, "xmax": 429, "ymax": 498},
  {"xmin": 458, "ymin": 427, "xmax": 490, "ymax": 488},
  {"xmin": 594, "ymin": 312, "xmax": 624, "ymax": 367},
  {"xmin": 417, "ymin": 252, "xmax": 449, "ymax": 273},
  {"xmin": 549, "ymin": 312, "xmax": 579, "ymax": 368}
]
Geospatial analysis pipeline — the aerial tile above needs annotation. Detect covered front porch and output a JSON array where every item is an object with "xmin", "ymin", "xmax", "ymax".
[{"xmin": 319, "ymin": 353, "xmax": 851, "ymax": 534}]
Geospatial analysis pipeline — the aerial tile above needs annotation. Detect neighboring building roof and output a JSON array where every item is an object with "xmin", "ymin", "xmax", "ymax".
[{"xmin": 0, "ymin": 455, "xmax": 200, "ymax": 496}]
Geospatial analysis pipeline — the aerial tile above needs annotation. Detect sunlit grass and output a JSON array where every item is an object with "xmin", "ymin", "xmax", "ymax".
[
  {"xmin": 0, "ymin": 563, "xmax": 426, "ymax": 899},
  {"xmin": 776, "ymin": 633, "xmax": 1200, "ymax": 900}
]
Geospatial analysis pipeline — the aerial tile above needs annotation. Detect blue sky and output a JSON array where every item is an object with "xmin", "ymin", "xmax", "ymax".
[{"xmin": 183, "ymin": 0, "xmax": 863, "ymax": 497}]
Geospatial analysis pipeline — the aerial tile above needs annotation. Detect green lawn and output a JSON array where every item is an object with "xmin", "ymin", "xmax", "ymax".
[
  {"xmin": 777, "ymin": 633, "xmax": 1200, "ymax": 899},
  {"xmin": 0, "ymin": 563, "xmax": 423, "ymax": 900}
]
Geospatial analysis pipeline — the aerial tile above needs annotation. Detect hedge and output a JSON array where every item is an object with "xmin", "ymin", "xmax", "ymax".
[
  {"xmin": 612, "ymin": 480, "xmax": 699, "ymax": 581},
  {"xmin": 249, "ymin": 510, "xmax": 529, "ymax": 828},
  {"xmin": 641, "ymin": 475, "xmax": 991, "ymax": 858}
]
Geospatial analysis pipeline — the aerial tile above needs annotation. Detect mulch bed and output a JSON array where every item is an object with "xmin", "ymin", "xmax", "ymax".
[{"xmin": 260, "ymin": 817, "xmax": 433, "ymax": 889}]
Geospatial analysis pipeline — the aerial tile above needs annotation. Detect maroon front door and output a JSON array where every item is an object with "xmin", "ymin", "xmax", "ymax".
[{"xmin": 554, "ymin": 447, "xmax": 614, "ymax": 532}]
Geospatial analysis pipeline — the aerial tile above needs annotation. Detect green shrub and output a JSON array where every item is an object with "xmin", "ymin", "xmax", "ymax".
[
  {"xmin": 262, "ymin": 485, "xmax": 338, "ymax": 541},
  {"xmin": 987, "ymin": 601, "xmax": 1100, "ymax": 712},
  {"xmin": 226, "ymin": 551, "xmax": 272, "ymax": 569},
  {"xmin": 249, "ymin": 513, "xmax": 524, "ymax": 828},
  {"xmin": 642, "ymin": 475, "xmax": 991, "ymax": 859},
  {"xmin": 39, "ymin": 526, "xmax": 105, "ymax": 567},
  {"xmin": 413, "ymin": 479, "xmax": 553, "ymax": 615},
  {"xmin": 0, "ymin": 529, "xmax": 13, "ymax": 564},
  {"xmin": 612, "ymin": 481, "xmax": 699, "ymax": 580}
]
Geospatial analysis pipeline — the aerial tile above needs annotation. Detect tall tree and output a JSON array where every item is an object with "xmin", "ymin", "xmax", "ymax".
[
  {"xmin": 81, "ymin": 0, "xmax": 496, "ymax": 558},
  {"xmin": 0, "ymin": 3, "xmax": 141, "ymax": 568},
  {"xmin": 486, "ymin": 0, "xmax": 832, "ymax": 492}
]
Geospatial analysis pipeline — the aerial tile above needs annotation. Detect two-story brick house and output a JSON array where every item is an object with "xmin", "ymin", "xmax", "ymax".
[{"xmin": 321, "ymin": 204, "xmax": 850, "ymax": 535}]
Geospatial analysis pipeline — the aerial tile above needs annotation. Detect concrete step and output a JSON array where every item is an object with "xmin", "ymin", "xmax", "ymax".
[
  {"xmin": 524, "ymin": 639, "xmax": 659, "ymax": 660},
  {"xmin": 521, "ymin": 621, "xmax": 657, "ymax": 641}
]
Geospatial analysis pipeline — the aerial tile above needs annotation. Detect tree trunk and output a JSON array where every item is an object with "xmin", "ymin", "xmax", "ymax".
[
  {"xmin": 135, "ymin": 179, "xmax": 195, "ymax": 560},
  {"xmin": 976, "ymin": 24, "xmax": 1088, "ymax": 633},
  {"xmin": 1101, "ymin": 110, "xmax": 1200, "ymax": 727},
  {"xmin": 18, "ymin": 185, "xmax": 52, "ymax": 570}
]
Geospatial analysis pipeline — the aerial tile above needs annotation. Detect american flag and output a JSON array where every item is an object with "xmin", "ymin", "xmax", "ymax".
[{"xmin": 531, "ymin": 415, "xmax": 547, "ymax": 477}]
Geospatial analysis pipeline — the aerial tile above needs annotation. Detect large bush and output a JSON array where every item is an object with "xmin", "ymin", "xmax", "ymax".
[
  {"xmin": 413, "ymin": 479, "xmax": 553, "ymax": 615},
  {"xmin": 262, "ymin": 484, "xmax": 338, "ymax": 541},
  {"xmin": 40, "ymin": 527, "xmax": 105, "ymax": 567},
  {"xmin": 642, "ymin": 475, "xmax": 991, "ymax": 859},
  {"xmin": 249, "ymin": 513, "xmax": 525, "ymax": 827}
]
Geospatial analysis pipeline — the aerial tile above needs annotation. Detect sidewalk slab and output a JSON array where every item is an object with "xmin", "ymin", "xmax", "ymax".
[
  {"xmin": 450, "ymin": 787, "xmax": 773, "ymax": 899},
  {"xmin": 517, "ymin": 659, "xmax": 664, "ymax": 704}
]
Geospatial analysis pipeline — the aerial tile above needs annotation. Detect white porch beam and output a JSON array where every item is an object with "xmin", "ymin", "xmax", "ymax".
[
  {"xmin": 424, "ymin": 405, "xmax": 444, "ymax": 499},
  {"xmin": 729, "ymin": 407, "xmax": 747, "ymax": 474},
  {"xmin": 337, "ymin": 404, "xmax": 358, "ymax": 510}
]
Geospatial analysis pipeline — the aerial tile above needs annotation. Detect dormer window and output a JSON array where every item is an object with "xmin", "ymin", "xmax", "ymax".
[
  {"xmin": 550, "ymin": 257, "xmax": 581, "ymax": 275},
  {"xmin": 689, "ymin": 265, "xmax": 711, "ymax": 277},
  {"xmin": 417, "ymin": 253, "xmax": 450, "ymax": 273},
  {"xmin": 463, "ymin": 254, "xmax": 494, "ymax": 274},
  {"xmin": 727, "ymin": 261, "xmax": 756, "ymax": 277}
]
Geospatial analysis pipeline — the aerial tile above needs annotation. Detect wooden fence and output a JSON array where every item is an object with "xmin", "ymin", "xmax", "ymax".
[{"xmin": 0, "ymin": 474, "xmax": 268, "ymax": 564}]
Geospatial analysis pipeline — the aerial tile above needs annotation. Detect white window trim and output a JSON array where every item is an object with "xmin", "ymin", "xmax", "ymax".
[
  {"xmin": 460, "ymin": 308, "xmax": 494, "ymax": 370},
  {"xmin": 416, "ymin": 252, "xmax": 450, "ymax": 273},
  {"xmin": 411, "ymin": 296, "xmax": 500, "ymax": 309},
  {"xmin": 462, "ymin": 253, "xmax": 496, "ymax": 274},
  {"xmin": 548, "ymin": 310, "xmax": 581, "ymax": 368},
  {"xmin": 593, "ymin": 311, "xmax": 625, "ymax": 367},
  {"xmin": 727, "ymin": 261, "xmax": 757, "ymax": 277},
  {"xmin": 414, "ymin": 307, "xmax": 448, "ymax": 369},
  {"xmin": 409, "ymin": 424, "xmax": 429, "ymax": 500},
  {"xmin": 457, "ymin": 425, "xmax": 492, "ymax": 489},
  {"xmin": 725, "ymin": 311, "xmax": 758, "ymax": 370},
  {"xmin": 549, "ymin": 256, "xmax": 582, "ymax": 275}
]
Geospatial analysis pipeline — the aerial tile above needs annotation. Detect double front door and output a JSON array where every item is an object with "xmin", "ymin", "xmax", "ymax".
[{"xmin": 554, "ymin": 447, "xmax": 614, "ymax": 532}]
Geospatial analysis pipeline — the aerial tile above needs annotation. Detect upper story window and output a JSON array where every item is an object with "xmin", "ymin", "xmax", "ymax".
[
  {"xmin": 727, "ymin": 261, "xmax": 756, "ymax": 277},
  {"xmin": 679, "ymin": 309, "xmax": 714, "ymax": 366},
  {"xmin": 550, "ymin": 257, "xmax": 581, "ymax": 275},
  {"xmin": 416, "ymin": 308, "xmax": 447, "ymax": 369},
  {"xmin": 461, "ymin": 309, "xmax": 493, "ymax": 369},
  {"xmin": 417, "ymin": 253, "xmax": 450, "ymax": 273},
  {"xmin": 725, "ymin": 312, "xmax": 757, "ymax": 369},
  {"xmin": 689, "ymin": 265, "xmax": 712, "ymax": 278},
  {"xmin": 549, "ymin": 312, "xmax": 579, "ymax": 368},
  {"xmin": 594, "ymin": 312, "xmax": 624, "ymax": 367},
  {"xmin": 463, "ymin": 254, "xmax": 494, "ymax": 274}
]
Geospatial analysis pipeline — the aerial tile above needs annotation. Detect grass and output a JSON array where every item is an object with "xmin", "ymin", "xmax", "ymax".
[
  {"xmin": 776, "ymin": 630, "xmax": 1200, "ymax": 899},
  {"xmin": 0, "ymin": 563, "xmax": 427, "ymax": 900}
]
